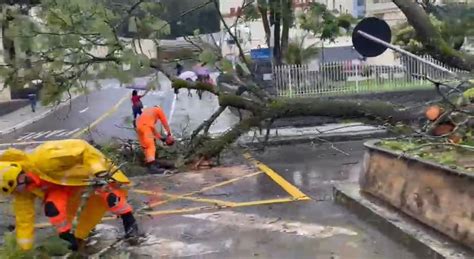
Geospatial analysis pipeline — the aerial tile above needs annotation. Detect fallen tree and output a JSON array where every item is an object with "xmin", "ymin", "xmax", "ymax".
[{"xmin": 0, "ymin": 0, "xmax": 472, "ymax": 169}]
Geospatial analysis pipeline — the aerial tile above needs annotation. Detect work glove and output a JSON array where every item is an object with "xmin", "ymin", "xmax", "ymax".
[
  {"xmin": 165, "ymin": 134, "xmax": 175, "ymax": 146},
  {"xmin": 160, "ymin": 134, "xmax": 175, "ymax": 146}
]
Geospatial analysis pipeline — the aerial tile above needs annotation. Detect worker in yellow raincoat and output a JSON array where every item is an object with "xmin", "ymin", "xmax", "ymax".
[{"xmin": 0, "ymin": 139, "xmax": 139, "ymax": 251}]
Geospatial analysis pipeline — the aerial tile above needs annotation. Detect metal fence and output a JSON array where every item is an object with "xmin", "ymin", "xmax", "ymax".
[{"xmin": 273, "ymin": 55, "xmax": 467, "ymax": 97}]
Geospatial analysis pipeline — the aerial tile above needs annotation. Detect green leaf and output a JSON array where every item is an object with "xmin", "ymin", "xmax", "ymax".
[
  {"xmin": 220, "ymin": 59, "xmax": 234, "ymax": 73},
  {"xmin": 199, "ymin": 49, "xmax": 217, "ymax": 65},
  {"xmin": 129, "ymin": 16, "xmax": 138, "ymax": 33}
]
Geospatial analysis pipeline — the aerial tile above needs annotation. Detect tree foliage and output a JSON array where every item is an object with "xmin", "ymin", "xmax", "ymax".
[
  {"xmin": 393, "ymin": 3, "xmax": 474, "ymax": 56},
  {"xmin": 392, "ymin": 0, "xmax": 474, "ymax": 71},
  {"xmin": 0, "ymin": 0, "xmax": 169, "ymax": 104},
  {"xmin": 284, "ymin": 36, "xmax": 319, "ymax": 65},
  {"xmin": 298, "ymin": 3, "xmax": 354, "ymax": 43}
]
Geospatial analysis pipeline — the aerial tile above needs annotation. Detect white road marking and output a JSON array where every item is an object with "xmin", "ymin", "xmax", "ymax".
[
  {"xmin": 30, "ymin": 131, "xmax": 51, "ymax": 140},
  {"xmin": 184, "ymin": 211, "xmax": 358, "ymax": 239},
  {"xmin": 17, "ymin": 132, "xmax": 37, "ymax": 141},
  {"xmin": 62, "ymin": 128, "xmax": 81, "ymax": 137},
  {"xmin": 15, "ymin": 128, "xmax": 81, "ymax": 141},
  {"xmin": 44, "ymin": 129, "xmax": 66, "ymax": 138},
  {"xmin": 0, "ymin": 141, "xmax": 45, "ymax": 148},
  {"xmin": 79, "ymin": 107, "xmax": 89, "ymax": 113}
]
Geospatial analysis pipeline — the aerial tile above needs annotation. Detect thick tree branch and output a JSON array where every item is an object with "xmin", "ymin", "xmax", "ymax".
[
  {"xmin": 191, "ymin": 106, "xmax": 227, "ymax": 139},
  {"xmin": 268, "ymin": 98, "xmax": 415, "ymax": 124},
  {"xmin": 219, "ymin": 94, "xmax": 263, "ymax": 114},
  {"xmin": 392, "ymin": 0, "xmax": 474, "ymax": 71},
  {"xmin": 187, "ymin": 116, "xmax": 262, "ymax": 162}
]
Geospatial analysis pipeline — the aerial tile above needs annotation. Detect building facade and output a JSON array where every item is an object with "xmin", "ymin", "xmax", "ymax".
[{"xmin": 219, "ymin": 0, "xmax": 363, "ymax": 58}]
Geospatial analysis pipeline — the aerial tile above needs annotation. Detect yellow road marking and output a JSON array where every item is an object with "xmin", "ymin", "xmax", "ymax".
[
  {"xmin": 147, "ymin": 171, "xmax": 263, "ymax": 208},
  {"xmin": 34, "ymin": 197, "xmax": 309, "ymax": 229},
  {"xmin": 34, "ymin": 156, "xmax": 310, "ymax": 229},
  {"xmin": 233, "ymin": 197, "xmax": 311, "ymax": 207},
  {"xmin": 132, "ymin": 189, "xmax": 237, "ymax": 207},
  {"xmin": 243, "ymin": 153, "xmax": 310, "ymax": 200},
  {"xmin": 72, "ymin": 93, "xmax": 129, "ymax": 138}
]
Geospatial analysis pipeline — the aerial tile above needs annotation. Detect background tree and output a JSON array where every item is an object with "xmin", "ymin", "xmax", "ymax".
[
  {"xmin": 284, "ymin": 36, "xmax": 319, "ymax": 65},
  {"xmin": 0, "ymin": 0, "xmax": 171, "ymax": 104},
  {"xmin": 393, "ymin": 2, "xmax": 474, "ymax": 56},
  {"xmin": 391, "ymin": 0, "xmax": 474, "ymax": 71},
  {"xmin": 240, "ymin": 0, "xmax": 294, "ymax": 64},
  {"xmin": 298, "ymin": 3, "xmax": 353, "ymax": 43}
]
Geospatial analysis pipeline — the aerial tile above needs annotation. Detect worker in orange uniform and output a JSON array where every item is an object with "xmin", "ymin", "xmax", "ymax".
[
  {"xmin": 0, "ymin": 139, "xmax": 139, "ymax": 252},
  {"xmin": 136, "ymin": 105, "xmax": 175, "ymax": 174}
]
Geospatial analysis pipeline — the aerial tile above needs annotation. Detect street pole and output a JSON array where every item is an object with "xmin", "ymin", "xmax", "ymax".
[{"xmin": 356, "ymin": 30, "xmax": 458, "ymax": 77}]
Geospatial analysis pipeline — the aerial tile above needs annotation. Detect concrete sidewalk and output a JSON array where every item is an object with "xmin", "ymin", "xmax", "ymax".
[
  {"xmin": 0, "ymin": 103, "xmax": 62, "ymax": 135},
  {"xmin": 237, "ymin": 122, "xmax": 387, "ymax": 145}
]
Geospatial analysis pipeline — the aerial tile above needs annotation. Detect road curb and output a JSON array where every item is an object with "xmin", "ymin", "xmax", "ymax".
[
  {"xmin": 238, "ymin": 129, "xmax": 389, "ymax": 146},
  {"xmin": 333, "ymin": 183, "xmax": 473, "ymax": 259}
]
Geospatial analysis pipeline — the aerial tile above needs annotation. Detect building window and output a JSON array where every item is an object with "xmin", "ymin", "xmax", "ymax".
[
  {"xmin": 230, "ymin": 7, "xmax": 235, "ymax": 15},
  {"xmin": 357, "ymin": 0, "xmax": 365, "ymax": 6}
]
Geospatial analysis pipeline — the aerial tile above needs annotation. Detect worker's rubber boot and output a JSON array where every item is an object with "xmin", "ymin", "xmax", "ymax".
[
  {"xmin": 121, "ymin": 212, "xmax": 140, "ymax": 245},
  {"xmin": 59, "ymin": 232, "xmax": 79, "ymax": 251},
  {"xmin": 76, "ymin": 238, "xmax": 87, "ymax": 254},
  {"xmin": 146, "ymin": 161, "xmax": 167, "ymax": 175}
]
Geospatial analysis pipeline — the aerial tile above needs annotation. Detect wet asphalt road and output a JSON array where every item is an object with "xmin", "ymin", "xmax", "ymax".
[
  {"xmin": 0, "ymin": 75, "xmax": 421, "ymax": 257},
  {"xmin": 0, "ymin": 75, "xmax": 176, "ymax": 147},
  {"xmin": 94, "ymin": 140, "xmax": 419, "ymax": 258}
]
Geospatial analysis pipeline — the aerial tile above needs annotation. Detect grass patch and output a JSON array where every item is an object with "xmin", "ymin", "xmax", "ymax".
[
  {"xmin": 378, "ymin": 138, "xmax": 474, "ymax": 173},
  {"xmin": 279, "ymin": 80, "xmax": 434, "ymax": 97}
]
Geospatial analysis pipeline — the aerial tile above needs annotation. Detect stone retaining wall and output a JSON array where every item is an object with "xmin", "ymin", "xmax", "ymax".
[{"xmin": 359, "ymin": 140, "xmax": 474, "ymax": 249}]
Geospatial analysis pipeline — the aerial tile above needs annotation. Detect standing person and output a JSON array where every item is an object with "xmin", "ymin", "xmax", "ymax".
[
  {"xmin": 136, "ymin": 106, "xmax": 174, "ymax": 174},
  {"xmin": 175, "ymin": 61, "xmax": 183, "ymax": 76},
  {"xmin": 0, "ymin": 139, "xmax": 139, "ymax": 252},
  {"xmin": 131, "ymin": 89, "xmax": 149, "ymax": 128},
  {"xmin": 28, "ymin": 93, "xmax": 37, "ymax": 113},
  {"xmin": 28, "ymin": 79, "xmax": 42, "ymax": 113}
]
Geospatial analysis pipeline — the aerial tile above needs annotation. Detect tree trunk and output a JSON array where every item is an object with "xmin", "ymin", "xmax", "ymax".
[
  {"xmin": 2, "ymin": 7, "xmax": 17, "ymax": 89},
  {"xmin": 19, "ymin": 5, "xmax": 32, "ymax": 69},
  {"xmin": 392, "ymin": 0, "xmax": 474, "ymax": 72},
  {"xmin": 270, "ymin": 0, "xmax": 282, "ymax": 65},
  {"xmin": 280, "ymin": 0, "xmax": 292, "ymax": 61},
  {"xmin": 2, "ymin": 8, "xmax": 15, "ymax": 66},
  {"xmin": 257, "ymin": 0, "xmax": 271, "ymax": 47}
]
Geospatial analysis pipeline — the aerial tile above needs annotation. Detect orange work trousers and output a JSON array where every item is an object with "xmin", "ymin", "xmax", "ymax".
[
  {"xmin": 43, "ymin": 183, "xmax": 132, "ymax": 239},
  {"xmin": 136, "ymin": 124, "xmax": 158, "ymax": 163}
]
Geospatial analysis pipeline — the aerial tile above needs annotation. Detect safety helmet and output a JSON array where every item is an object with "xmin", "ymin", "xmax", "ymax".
[{"xmin": 0, "ymin": 162, "xmax": 22, "ymax": 194}]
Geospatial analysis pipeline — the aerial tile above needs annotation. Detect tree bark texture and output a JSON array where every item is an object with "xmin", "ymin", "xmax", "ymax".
[
  {"xmin": 270, "ymin": 0, "xmax": 282, "ymax": 65},
  {"xmin": 280, "ymin": 0, "xmax": 292, "ymax": 60},
  {"xmin": 257, "ymin": 0, "xmax": 271, "ymax": 47}
]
